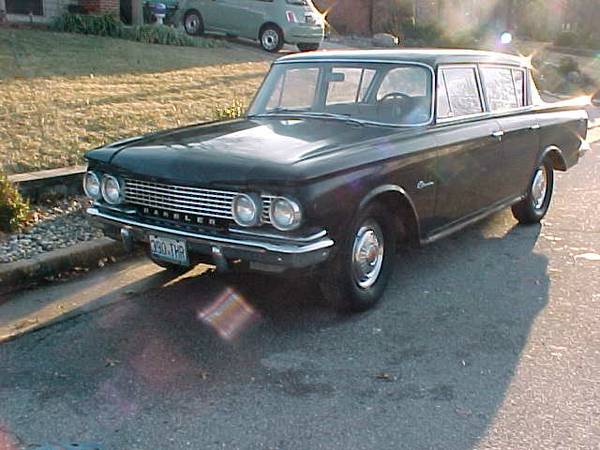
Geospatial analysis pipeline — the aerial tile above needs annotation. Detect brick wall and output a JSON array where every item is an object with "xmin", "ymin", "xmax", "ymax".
[{"xmin": 80, "ymin": 0, "xmax": 119, "ymax": 16}]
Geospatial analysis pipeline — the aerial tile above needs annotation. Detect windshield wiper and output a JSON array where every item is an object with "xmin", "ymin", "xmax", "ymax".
[{"xmin": 298, "ymin": 112, "xmax": 368, "ymax": 126}]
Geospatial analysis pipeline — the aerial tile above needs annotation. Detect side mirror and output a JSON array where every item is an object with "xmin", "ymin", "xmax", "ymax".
[{"xmin": 592, "ymin": 91, "xmax": 600, "ymax": 107}]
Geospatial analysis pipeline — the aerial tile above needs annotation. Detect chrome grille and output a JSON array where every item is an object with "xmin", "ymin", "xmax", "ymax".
[{"xmin": 123, "ymin": 178, "xmax": 273, "ymax": 223}]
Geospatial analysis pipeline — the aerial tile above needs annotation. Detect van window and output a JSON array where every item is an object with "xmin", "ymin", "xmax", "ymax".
[
  {"xmin": 326, "ymin": 68, "xmax": 376, "ymax": 105},
  {"xmin": 439, "ymin": 66, "xmax": 484, "ymax": 118},
  {"xmin": 481, "ymin": 67, "xmax": 521, "ymax": 111}
]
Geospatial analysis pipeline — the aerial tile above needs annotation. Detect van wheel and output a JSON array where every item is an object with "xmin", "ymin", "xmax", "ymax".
[
  {"xmin": 512, "ymin": 159, "xmax": 554, "ymax": 224},
  {"xmin": 319, "ymin": 203, "xmax": 397, "ymax": 312},
  {"xmin": 184, "ymin": 10, "xmax": 204, "ymax": 36},
  {"xmin": 297, "ymin": 43, "xmax": 320, "ymax": 52},
  {"xmin": 259, "ymin": 25, "xmax": 284, "ymax": 52}
]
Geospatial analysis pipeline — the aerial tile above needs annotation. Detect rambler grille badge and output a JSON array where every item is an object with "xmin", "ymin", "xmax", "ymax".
[{"xmin": 140, "ymin": 207, "xmax": 225, "ymax": 228}]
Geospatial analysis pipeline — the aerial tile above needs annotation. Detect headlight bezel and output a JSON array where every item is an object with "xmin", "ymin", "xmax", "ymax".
[
  {"xmin": 83, "ymin": 171, "xmax": 102, "ymax": 200},
  {"xmin": 269, "ymin": 196, "xmax": 302, "ymax": 231},
  {"xmin": 100, "ymin": 174, "xmax": 124, "ymax": 205},
  {"xmin": 232, "ymin": 193, "xmax": 262, "ymax": 227}
]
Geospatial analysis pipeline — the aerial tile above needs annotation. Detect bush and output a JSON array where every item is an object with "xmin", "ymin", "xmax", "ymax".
[
  {"xmin": 50, "ymin": 13, "xmax": 124, "ymax": 37},
  {"xmin": 0, "ymin": 173, "xmax": 29, "ymax": 233},
  {"xmin": 123, "ymin": 24, "xmax": 211, "ymax": 47},
  {"xmin": 557, "ymin": 56, "xmax": 579, "ymax": 76},
  {"xmin": 212, "ymin": 99, "xmax": 245, "ymax": 121},
  {"xmin": 554, "ymin": 31, "xmax": 579, "ymax": 48},
  {"xmin": 51, "ymin": 13, "xmax": 221, "ymax": 48}
]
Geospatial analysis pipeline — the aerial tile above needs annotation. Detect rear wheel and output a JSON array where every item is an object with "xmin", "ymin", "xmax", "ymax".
[
  {"xmin": 297, "ymin": 43, "xmax": 320, "ymax": 52},
  {"xmin": 319, "ymin": 203, "xmax": 397, "ymax": 312},
  {"xmin": 259, "ymin": 25, "xmax": 284, "ymax": 52},
  {"xmin": 512, "ymin": 159, "xmax": 554, "ymax": 224},
  {"xmin": 183, "ymin": 10, "xmax": 204, "ymax": 36}
]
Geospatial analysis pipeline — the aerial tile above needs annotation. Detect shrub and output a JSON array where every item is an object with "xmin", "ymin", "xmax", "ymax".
[
  {"xmin": 123, "ymin": 24, "xmax": 215, "ymax": 47},
  {"xmin": 557, "ymin": 56, "xmax": 579, "ymax": 76},
  {"xmin": 0, "ymin": 173, "xmax": 30, "ymax": 233},
  {"xmin": 554, "ymin": 31, "xmax": 579, "ymax": 48},
  {"xmin": 212, "ymin": 99, "xmax": 245, "ymax": 121},
  {"xmin": 51, "ymin": 13, "xmax": 222, "ymax": 48},
  {"xmin": 50, "ymin": 13, "xmax": 124, "ymax": 37}
]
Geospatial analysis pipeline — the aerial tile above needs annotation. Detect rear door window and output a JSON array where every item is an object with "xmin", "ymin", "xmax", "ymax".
[{"xmin": 438, "ymin": 66, "xmax": 484, "ymax": 118}]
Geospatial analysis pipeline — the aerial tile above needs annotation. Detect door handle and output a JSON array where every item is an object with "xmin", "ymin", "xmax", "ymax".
[
  {"xmin": 491, "ymin": 130, "xmax": 504, "ymax": 139},
  {"xmin": 530, "ymin": 124, "xmax": 541, "ymax": 130}
]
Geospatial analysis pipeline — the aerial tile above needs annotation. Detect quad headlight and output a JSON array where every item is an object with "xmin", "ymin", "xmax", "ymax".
[
  {"xmin": 83, "ymin": 171, "xmax": 101, "ymax": 200},
  {"xmin": 269, "ymin": 197, "xmax": 302, "ymax": 231},
  {"xmin": 100, "ymin": 174, "xmax": 123, "ymax": 205},
  {"xmin": 232, "ymin": 193, "xmax": 262, "ymax": 227}
]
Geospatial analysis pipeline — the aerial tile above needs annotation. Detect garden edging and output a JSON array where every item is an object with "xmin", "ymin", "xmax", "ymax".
[{"xmin": 0, "ymin": 237, "xmax": 127, "ymax": 295}]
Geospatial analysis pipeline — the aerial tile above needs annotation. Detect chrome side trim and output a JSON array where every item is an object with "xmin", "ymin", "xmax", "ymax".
[
  {"xmin": 228, "ymin": 227, "xmax": 327, "ymax": 242},
  {"xmin": 422, "ymin": 195, "xmax": 523, "ymax": 245},
  {"xmin": 93, "ymin": 202, "xmax": 136, "ymax": 214},
  {"xmin": 87, "ymin": 207, "xmax": 334, "ymax": 254}
]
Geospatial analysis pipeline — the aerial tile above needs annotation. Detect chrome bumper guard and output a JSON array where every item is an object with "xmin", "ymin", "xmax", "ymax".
[{"xmin": 87, "ymin": 207, "xmax": 334, "ymax": 269}]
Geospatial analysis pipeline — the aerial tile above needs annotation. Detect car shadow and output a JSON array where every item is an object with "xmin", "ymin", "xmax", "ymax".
[{"xmin": 0, "ymin": 210, "xmax": 548, "ymax": 449}]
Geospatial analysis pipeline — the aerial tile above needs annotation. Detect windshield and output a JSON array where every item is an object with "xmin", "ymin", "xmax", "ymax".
[{"xmin": 248, "ymin": 62, "xmax": 433, "ymax": 126}]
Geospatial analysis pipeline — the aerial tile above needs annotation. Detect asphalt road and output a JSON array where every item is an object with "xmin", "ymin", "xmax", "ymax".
[{"xmin": 1, "ymin": 145, "xmax": 599, "ymax": 450}]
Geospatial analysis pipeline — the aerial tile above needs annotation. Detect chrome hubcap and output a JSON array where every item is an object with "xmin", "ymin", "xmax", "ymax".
[
  {"xmin": 531, "ymin": 166, "xmax": 548, "ymax": 209},
  {"xmin": 185, "ymin": 15, "xmax": 199, "ymax": 33},
  {"xmin": 262, "ymin": 30, "xmax": 279, "ymax": 50},
  {"xmin": 352, "ymin": 221, "xmax": 384, "ymax": 289}
]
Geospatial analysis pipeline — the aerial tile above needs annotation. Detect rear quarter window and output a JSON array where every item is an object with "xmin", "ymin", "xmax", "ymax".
[{"xmin": 481, "ymin": 66, "xmax": 526, "ymax": 111}]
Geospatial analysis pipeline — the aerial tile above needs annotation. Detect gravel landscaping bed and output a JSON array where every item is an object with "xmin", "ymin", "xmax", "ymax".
[{"xmin": 0, "ymin": 196, "xmax": 103, "ymax": 264}]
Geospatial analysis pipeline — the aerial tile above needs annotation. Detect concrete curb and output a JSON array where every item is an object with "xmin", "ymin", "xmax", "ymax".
[
  {"xmin": 8, "ymin": 165, "xmax": 85, "ymax": 201},
  {"xmin": 0, "ymin": 237, "xmax": 126, "ymax": 296}
]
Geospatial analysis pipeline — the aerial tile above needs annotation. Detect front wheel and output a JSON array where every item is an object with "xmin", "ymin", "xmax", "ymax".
[
  {"xmin": 319, "ymin": 203, "xmax": 397, "ymax": 312},
  {"xmin": 259, "ymin": 25, "xmax": 284, "ymax": 52},
  {"xmin": 512, "ymin": 159, "xmax": 554, "ymax": 224},
  {"xmin": 183, "ymin": 10, "xmax": 204, "ymax": 36},
  {"xmin": 297, "ymin": 43, "xmax": 320, "ymax": 52}
]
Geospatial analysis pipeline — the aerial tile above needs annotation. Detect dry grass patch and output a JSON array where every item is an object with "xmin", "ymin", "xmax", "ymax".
[{"xmin": 0, "ymin": 28, "xmax": 273, "ymax": 174}]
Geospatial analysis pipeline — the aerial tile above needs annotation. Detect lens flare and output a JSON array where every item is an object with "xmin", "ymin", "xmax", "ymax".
[
  {"xmin": 500, "ymin": 32, "xmax": 513, "ymax": 45},
  {"xmin": 197, "ymin": 287, "xmax": 259, "ymax": 341}
]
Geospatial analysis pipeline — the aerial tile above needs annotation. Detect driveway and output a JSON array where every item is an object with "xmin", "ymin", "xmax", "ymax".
[{"xmin": 0, "ymin": 144, "xmax": 599, "ymax": 450}]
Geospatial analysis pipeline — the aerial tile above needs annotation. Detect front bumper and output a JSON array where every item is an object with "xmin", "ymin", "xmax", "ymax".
[{"xmin": 87, "ymin": 207, "xmax": 334, "ymax": 271}]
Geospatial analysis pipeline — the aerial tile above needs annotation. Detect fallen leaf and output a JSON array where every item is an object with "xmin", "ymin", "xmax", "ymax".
[
  {"xmin": 105, "ymin": 358, "xmax": 120, "ymax": 367},
  {"xmin": 375, "ymin": 372, "xmax": 396, "ymax": 382}
]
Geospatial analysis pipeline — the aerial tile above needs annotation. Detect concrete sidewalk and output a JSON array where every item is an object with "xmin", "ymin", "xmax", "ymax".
[{"xmin": 0, "ymin": 257, "xmax": 205, "ymax": 343}]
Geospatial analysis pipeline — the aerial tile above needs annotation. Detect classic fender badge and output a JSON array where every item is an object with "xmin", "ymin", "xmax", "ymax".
[{"xmin": 417, "ymin": 180, "xmax": 435, "ymax": 190}]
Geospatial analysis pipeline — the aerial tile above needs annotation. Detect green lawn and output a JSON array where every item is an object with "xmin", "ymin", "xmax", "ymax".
[{"xmin": 0, "ymin": 28, "xmax": 272, "ymax": 174}]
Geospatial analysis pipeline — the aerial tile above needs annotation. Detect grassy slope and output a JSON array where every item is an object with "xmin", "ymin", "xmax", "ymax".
[{"xmin": 0, "ymin": 28, "xmax": 272, "ymax": 174}]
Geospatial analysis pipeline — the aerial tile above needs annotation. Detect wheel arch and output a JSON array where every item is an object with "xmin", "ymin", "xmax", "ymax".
[
  {"xmin": 259, "ymin": 21, "xmax": 284, "ymax": 41},
  {"xmin": 358, "ymin": 185, "xmax": 421, "ymax": 246},
  {"xmin": 540, "ymin": 145, "xmax": 567, "ymax": 172}
]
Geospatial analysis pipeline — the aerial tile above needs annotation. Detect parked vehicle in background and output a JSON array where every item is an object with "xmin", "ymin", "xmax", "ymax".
[
  {"xmin": 174, "ymin": 0, "xmax": 324, "ymax": 52},
  {"xmin": 84, "ymin": 49, "xmax": 590, "ymax": 312}
]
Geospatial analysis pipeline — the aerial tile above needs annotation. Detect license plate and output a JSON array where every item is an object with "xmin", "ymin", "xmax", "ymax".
[{"xmin": 149, "ymin": 234, "xmax": 189, "ymax": 266}]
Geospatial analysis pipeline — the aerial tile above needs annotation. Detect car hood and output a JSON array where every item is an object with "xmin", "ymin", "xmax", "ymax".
[{"xmin": 86, "ymin": 117, "xmax": 411, "ymax": 187}]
